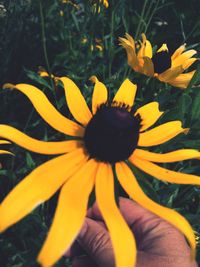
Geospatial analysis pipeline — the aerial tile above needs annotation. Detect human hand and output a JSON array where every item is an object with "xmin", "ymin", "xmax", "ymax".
[{"xmin": 67, "ymin": 197, "xmax": 198, "ymax": 267}]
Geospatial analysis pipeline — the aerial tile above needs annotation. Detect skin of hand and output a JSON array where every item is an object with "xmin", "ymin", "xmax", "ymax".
[{"xmin": 66, "ymin": 197, "xmax": 198, "ymax": 267}]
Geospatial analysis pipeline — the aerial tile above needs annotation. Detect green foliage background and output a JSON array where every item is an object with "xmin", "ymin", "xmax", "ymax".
[{"xmin": 0, "ymin": 0, "xmax": 200, "ymax": 266}]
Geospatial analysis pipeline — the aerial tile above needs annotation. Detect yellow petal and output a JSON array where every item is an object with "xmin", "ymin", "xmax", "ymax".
[
  {"xmin": 90, "ymin": 76, "xmax": 108, "ymax": 114},
  {"xmin": 95, "ymin": 162, "xmax": 136, "ymax": 267},
  {"xmin": 0, "ymin": 140, "xmax": 11, "ymax": 145},
  {"xmin": 125, "ymin": 33, "xmax": 136, "ymax": 51},
  {"xmin": 0, "ymin": 125, "xmax": 82, "ymax": 155},
  {"xmin": 3, "ymin": 83, "xmax": 84, "ymax": 137},
  {"xmin": 0, "ymin": 150, "xmax": 14, "ymax": 156},
  {"xmin": 138, "ymin": 121, "xmax": 188, "ymax": 147},
  {"xmin": 137, "ymin": 33, "xmax": 147, "ymax": 58},
  {"xmin": 38, "ymin": 159, "xmax": 97, "ymax": 267},
  {"xmin": 142, "ymin": 57, "xmax": 154, "ymax": 76},
  {"xmin": 116, "ymin": 162, "xmax": 196, "ymax": 258},
  {"xmin": 144, "ymin": 40, "xmax": 153, "ymax": 58},
  {"xmin": 182, "ymin": 58, "xmax": 198, "ymax": 70},
  {"xmin": 60, "ymin": 77, "xmax": 92, "ymax": 126},
  {"xmin": 132, "ymin": 148, "xmax": 200, "ymax": 162},
  {"xmin": 158, "ymin": 65, "xmax": 184, "ymax": 82},
  {"xmin": 131, "ymin": 156, "xmax": 200, "ymax": 185},
  {"xmin": 113, "ymin": 79, "xmax": 137, "ymax": 107},
  {"xmin": 136, "ymin": 102, "xmax": 163, "ymax": 131},
  {"xmin": 0, "ymin": 148, "xmax": 87, "ymax": 232},
  {"xmin": 171, "ymin": 44, "xmax": 186, "ymax": 60},
  {"xmin": 157, "ymin": 43, "xmax": 168, "ymax": 53},
  {"xmin": 169, "ymin": 70, "xmax": 196, "ymax": 88},
  {"xmin": 119, "ymin": 35, "xmax": 139, "ymax": 69},
  {"xmin": 172, "ymin": 50, "xmax": 197, "ymax": 68}
]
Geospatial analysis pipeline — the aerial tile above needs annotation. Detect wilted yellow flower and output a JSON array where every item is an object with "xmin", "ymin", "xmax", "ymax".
[
  {"xmin": 119, "ymin": 33, "xmax": 198, "ymax": 88},
  {"xmin": 0, "ymin": 78, "xmax": 199, "ymax": 267}
]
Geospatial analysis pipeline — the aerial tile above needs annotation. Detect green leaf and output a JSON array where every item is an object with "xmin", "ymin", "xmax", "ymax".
[{"xmin": 191, "ymin": 91, "xmax": 200, "ymax": 123}]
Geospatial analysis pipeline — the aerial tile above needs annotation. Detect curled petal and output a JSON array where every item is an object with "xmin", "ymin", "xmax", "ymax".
[
  {"xmin": 113, "ymin": 79, "xmax": 137, "ymax": 108},
  {"xmin": 0, "ymin": 125, "xmax": 82, "ymax": 155},
  {"xmin": 0, "ymin": 148, "xmax": 87, "ymax": 232},
  {"xmin": 142, "ymin": 57, "xmax": 154, "ymax": 76},
  {"xmin": 60, "ymin": 77, "xmax": 92, "ymax": 126},
  {"xmin": 90, "ymin": 76, "xmax": 108, "ymax": 114},
  {"xmin": 119, "ymin": 35, "xmax": 139, "ymax": 69},
  {"xmin": 38, "ymin": 159, "xmax": 97, "ymax": 267},
  {"xmin": 3, "ymin": 83, "xmax": 84, "ymax": 137},
  {"xmin": 116, "ymin": 162, "xmax": 196, "ymax": 259},
  {"xmin": 138, "ymin": 121, "xmax": 188, "ymax": 147},
  {"xmin": 131, "ymin": 156, "xmax": 200, "ymax": 185},
  {"xmin": 136, "ymin": 102, "xmax": 163, "ymax": 131},
  {"xmin": 132, "ymin": 148, "xmax": 200, "ymax": 163},
  {"xmin": 95, "ymin": 162, "xmax": 136, "ymax": 267}
]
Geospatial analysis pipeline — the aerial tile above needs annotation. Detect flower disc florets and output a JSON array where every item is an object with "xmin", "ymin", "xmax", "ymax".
[
  {"xmin": 84, "ymin": 104, "xmax": 141, "ymax": 163},
  {"xmin": 152, "ymin": 51, "xmax": 172, "ymax": 74}
]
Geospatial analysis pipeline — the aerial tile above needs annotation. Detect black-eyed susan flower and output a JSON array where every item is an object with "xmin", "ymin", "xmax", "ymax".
[
  {"xmin": 0, "ymin": 77, "xmax": 200, "ymax": 267},
  {"xmin": 119, "ymin": 33, "xmax": 198, "ymax": 88}
]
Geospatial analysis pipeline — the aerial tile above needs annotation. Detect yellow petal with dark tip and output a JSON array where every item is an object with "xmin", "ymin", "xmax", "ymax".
[
  {"xmin": 0, "ymin": 125, "xmax": 82, "ymax": 155},
  {"xmin": 169, "ymin": 71, "xmax": 196, "ymax": 88},
  {"xmin": 138, "ymin": 121, "xmax": 188, "ymax": 147},
  {"xmin": 136, "ymin": 102, "xmax": 163, "ymax": 131},
  {"xmin": 113, "ymin": 79, "xmax": 137, "ymax": 107},
  {"xmin": 95, "ymin": 162, "xmax": 136, "ymax": 267},
  {"xmin": 116, "ymin": 162, "xmax": 196, "ymax": 259},
  {"xmin": 38, "ymin": 159, "xmax": 97, "ymax": 267},
  {"xmin": 90, "ymin": 76, "xmax": 108, "ymax": 114},
  {"xmin": 132, "ymin": 148, "xmax": 200, "ymax": 162},
  {"xmin": 0, "ymin": 148, "xmax": 87, "ymax": 232},
  {"xmin": 60, "ymin": 77, "xmax": 92, "ymax": 126},
  {"xmin": 3, "ymin": 83, "xmax": 84, "ymax": 137},
  {"xmin": 131, "ymin": 156, "xmax": 200, "ymax": 185}
]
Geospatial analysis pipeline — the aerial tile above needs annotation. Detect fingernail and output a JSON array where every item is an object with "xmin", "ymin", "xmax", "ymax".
[{"xmin": 78, "ymin": 221, "xmax": 88, "ymax": 239}]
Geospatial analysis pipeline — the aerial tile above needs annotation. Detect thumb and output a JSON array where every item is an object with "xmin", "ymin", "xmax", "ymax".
[{"xmin": 77, "ymin": 217, "xmax": 115, "ymax": 267}]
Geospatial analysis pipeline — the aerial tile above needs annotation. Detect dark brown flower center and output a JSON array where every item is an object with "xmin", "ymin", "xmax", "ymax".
[
  {"xmin": 84, "ymin": 104, "xmax": 141, "ymax": 163},
  {"xmin": 152, "ymin": 51, "xmax": 171, "ymax": 74}
]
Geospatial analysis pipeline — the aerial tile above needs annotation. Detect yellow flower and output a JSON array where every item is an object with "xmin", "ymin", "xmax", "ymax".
[
  {"xmin": 1, "ymin": 77, "xmax": 200, "ymax": 267},
  {"xmin": 119, "ymin": 33, "xmax": 198, "ymax": 88}
]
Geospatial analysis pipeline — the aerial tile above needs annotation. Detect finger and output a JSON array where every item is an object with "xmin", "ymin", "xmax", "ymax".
[
  {"xmin": 77, "ymin": 217, "xmax": 115, "ymax": 267},
  {"xmin": 89, "ymin": 197, "xmax": 191, "ymax": 256}
]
